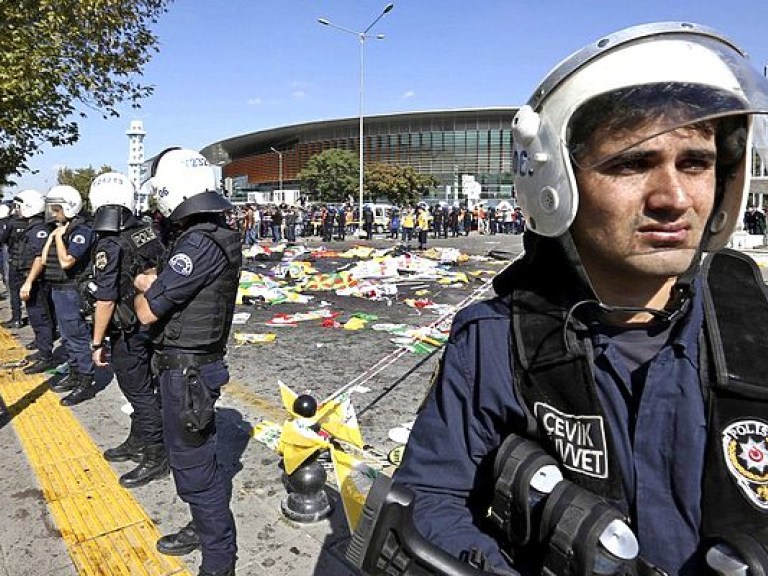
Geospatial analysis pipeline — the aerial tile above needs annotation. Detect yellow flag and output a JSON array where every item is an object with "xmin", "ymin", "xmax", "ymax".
[
  {"xmin": 278, "ymin": 380, "xmax": 299, "ymax": 416},
  {"xmin": 331, "ymin": 449, "xmax": 380, "ymax": 532},
  {"xmin": 319, "ymin": 396, "xmax": 364, "ymax": 448},
  {"xmin": 278, "ymin": 419, "xmax": 330, "ymax": 474}
]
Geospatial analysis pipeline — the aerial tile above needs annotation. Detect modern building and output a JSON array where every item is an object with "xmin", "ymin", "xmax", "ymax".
[{"xmin": 200, "ymin": 107, "xmax": 518, "ymax": 205}]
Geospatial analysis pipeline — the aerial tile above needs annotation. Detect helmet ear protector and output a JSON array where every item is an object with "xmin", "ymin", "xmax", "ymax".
[{"xmin": 512, "ymin": 21, "xmax": 768, "ymax": 250}]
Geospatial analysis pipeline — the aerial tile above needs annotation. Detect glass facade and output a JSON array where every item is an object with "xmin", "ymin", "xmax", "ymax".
[{"xmin": 201, "ymin": 108, "xmax": 518, "ymax": 204}]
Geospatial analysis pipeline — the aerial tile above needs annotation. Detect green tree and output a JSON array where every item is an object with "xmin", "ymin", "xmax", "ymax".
[
  {"xmin": 365, "ymin": 163, "xmax": 438, "ymax": 206},
  {"xmin": 56, "ymin": 165, "xmax": 114, "ymax": 213},
  {"xmin": 0, "ymin": 0, "xmax": 172, "ymax": 185},
  {"xmin": 297, "ymin": 148, "xmax": 358, "ymax": 204}
]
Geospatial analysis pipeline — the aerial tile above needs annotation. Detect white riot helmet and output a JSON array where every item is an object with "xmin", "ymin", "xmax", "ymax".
[
  {"xmin": 89, "ymin": 171, "xmax": 135, "ymax": 213},
  {"xmin": 0, "ymin": 203, "xmax": 10, "ymax": 219},
  {"xmin": 512, "ymin": 22, "xmax": 768, "ymax": 251},
  {"xmin": 89, "ymin": 172, "xmax": 137, "ymax": 232},
  {"xmin": 13, "ymin": 189, "xmax": 46, "ymax": 218},
  {"xmin": 147, "ymin": 147, "xmax": 230, "ymax": 221},
  {"xmin": 46, "ymin": 184, "xmax": 82, "ymax": 220}
]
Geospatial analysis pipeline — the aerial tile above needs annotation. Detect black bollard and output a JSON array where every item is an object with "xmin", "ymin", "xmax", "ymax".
[
  {"xmin": 280, "ymin": 394, "xmax": 333, "ymax": 522},
  {"xmin": 281, "ymin": 451, "xmax": 333, "ymax": 522}
]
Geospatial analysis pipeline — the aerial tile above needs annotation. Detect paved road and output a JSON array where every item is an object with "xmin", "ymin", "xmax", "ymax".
[{"xmin": 0, "ymin": 231, "xmax": 523, "ymax": 576}]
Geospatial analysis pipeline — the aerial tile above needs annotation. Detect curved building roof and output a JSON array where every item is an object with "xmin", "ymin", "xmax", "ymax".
[{"xmin": 200, "ymin": 106, "xmax": 516, "ymax": 165}]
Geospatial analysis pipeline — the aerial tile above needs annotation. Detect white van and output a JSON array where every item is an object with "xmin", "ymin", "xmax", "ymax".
[{"xmin": 352, "ymin": 203, "xmax": 393, "ymax": 234}]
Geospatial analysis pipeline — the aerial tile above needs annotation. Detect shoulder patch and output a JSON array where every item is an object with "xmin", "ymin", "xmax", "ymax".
[
  {"xmin": 36, "ymin": 230, "xmax": 48, "ymax": 239},
  {"xmin": 95, "ymin": 251, "xmax": 108, "ymax": 270},
  {"xmin": 71, "ymin": 234, "xmax": 86, "ymax": 245},
  {"xmin": 722, "ymin": 419, "xmax": 768, "ymax": 510},
  {"xmin": 169, "ymin": 253, "xmax": 194, "ymax": 276}
]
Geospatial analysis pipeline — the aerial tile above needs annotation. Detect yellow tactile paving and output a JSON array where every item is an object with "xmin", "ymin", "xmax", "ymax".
[{"xmin": 0, "ymin": 328, "xmax": 192, "ymax": 576}]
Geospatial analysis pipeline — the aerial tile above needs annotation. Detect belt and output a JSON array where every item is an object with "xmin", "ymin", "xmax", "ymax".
[{"xmin": 152, "ymin": 351, "xmax": 223, "ymax": 372}]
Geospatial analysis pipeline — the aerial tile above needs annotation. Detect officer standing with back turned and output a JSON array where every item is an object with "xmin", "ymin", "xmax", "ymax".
[
  {"xmin": 134, "ymin": 148, "xmax": 241, "ymax": 576},
  {"xmin": 87, "ymin": 172, "xmax": 169, "ymax": 488}
]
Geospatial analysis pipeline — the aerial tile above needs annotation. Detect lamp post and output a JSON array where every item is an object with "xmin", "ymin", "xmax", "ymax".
[
  {"xmin": 318, "ymin": 3, "xmax": 394, "ymax": 237},
  {"xmin": 270, "ymin": 147, "xmax": 284, "ymax": 193}
]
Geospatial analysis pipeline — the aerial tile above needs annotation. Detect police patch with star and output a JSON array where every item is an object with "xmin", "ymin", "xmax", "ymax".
[
  {"xmin": 722, "ymin": 418, "xmax": 768, "ymax": 510},
  {"xmin": 169, "ymin": 253, "xmax": 194, "ymax": 276}
]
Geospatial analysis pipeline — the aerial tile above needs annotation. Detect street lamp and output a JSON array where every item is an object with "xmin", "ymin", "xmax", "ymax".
[
  {"xmin": 318, "ymin": 3, "xmax": 394, "ymax": 236},
  {"xmin": 270, "ymin": 147, "xmax": 284, "ymax": 193}
]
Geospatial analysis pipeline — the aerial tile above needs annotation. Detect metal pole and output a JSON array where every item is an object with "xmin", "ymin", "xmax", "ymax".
[
  {"xmin": 317, "ymin": 4, "xmax": 394, "ymax": 237},
  {"xmin": 359, "ymin": 33, "xmax": 365, "ymax": 235},
  {"xmin": 270, "ymin": 147, "xmax": 284, "ymax": 193}
]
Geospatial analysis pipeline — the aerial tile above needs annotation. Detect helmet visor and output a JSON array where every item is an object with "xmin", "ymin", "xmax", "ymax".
[{"xmin": 565, "ymin": 36, "xmax": 768, "ymax": 170}]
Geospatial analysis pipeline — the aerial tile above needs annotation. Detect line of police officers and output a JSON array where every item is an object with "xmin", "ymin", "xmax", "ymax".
[{"xmin": 0, "ymin": 148, "xmax": 240, "ymax": 576}]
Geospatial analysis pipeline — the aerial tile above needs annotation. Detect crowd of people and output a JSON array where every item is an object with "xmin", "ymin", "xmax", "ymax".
[
  {"xmin": 227, "ymin": 201, "xmax": 527, "ymax": 247},
  {"xmin": 743, "ymin": 205, "xmax": 767, "ymax": 235}
]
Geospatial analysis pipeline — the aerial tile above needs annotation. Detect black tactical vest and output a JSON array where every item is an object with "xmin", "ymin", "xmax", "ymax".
[
  {"xmin": 7, "ymin": 217, "xmax": 28, "ymax": 270},
  {"xmin": 44, "ymin": 216, "xmax": 91, "ymax": 284},
  {"xmin": 17, "ymin": 217, "xmax": 48, "ymax": 271},
  {"xmin": 152, "ymin": 223, "xmax": 242, "ymax": 353},
  {"xmin": 88, "ymin": 223, "xmax": 166, "ymax": 331},
  {"xmin": 496, "ymin": 244, "xmax": 768, "ymax": 561}
]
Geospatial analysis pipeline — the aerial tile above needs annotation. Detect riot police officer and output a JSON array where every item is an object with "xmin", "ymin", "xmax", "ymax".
[
  {"xmin": 88, "ymin": 172, "xmax": 169, "ymax": 488},
  {"xmin": 40, "ymin": 185, "xmax": 97, "ymax": 406},
  {"xmin": 0, "ymin": 203, "xmax": 9, "ymax": 302},
  {"xmin": 134, "ymin": 148, "xmax": 241, "ymax": 576},
  {"xmin": 393, "ymin": 22, "xmax": 768, "ymax": 576},
  {"xmin": 0, "ymin": 200, "xmax": 29, "ymax": 330},
  {"xmin": 9, "ymin": 190, "xmax": 57, "ymax": 373}
]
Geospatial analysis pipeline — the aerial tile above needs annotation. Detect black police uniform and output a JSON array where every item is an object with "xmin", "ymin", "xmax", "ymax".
[
  {"xmin": 15, "ymin": 215, "xmax": 56, "ymax": 368},
  {"xmin": 0, "ymin": 211, "xmax": 8, "ymax": 300},
  {"xmin": 44, "ymin": 217, "xmax": 96, "ymax": 405},
  {"xmin": 144, "ymin": 218, "xmax": 241, "ymax": 575},
  {"xmin": 92, "ymin": 216, "xmax": 168, "ymax": 486},
  {"xmin": 1, "ymin": 215, "xmax": 28, "ymax": 327}
]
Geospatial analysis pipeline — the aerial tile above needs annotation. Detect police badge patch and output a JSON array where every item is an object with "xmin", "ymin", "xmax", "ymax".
[
  {"xmin": 722, "ymin": 419, "xmax": 768, "ymax": 510},
  {"xmin": 36, "ymin": 230, "xmax": 47, "ymax": 239},
  {"xmin": 169, "ymin": 253, "xmax": 194, "ymax": 276},
  {"xmin": 72, "ymin": 234, "xmax": 86, "ymax": 244},
  {"xmin": 95, "ymin": 251, "xmax": 108, "ymax": 270}
]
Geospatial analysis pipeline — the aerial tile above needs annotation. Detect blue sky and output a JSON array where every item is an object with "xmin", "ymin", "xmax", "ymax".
[{"xmin": 7, "ymin": 0, "xmax": 768, "ymax": 194}]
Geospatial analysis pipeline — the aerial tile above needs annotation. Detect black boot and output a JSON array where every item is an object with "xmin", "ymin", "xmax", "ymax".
[
  {"xmin": 119, "ymin": 443, "xmax": 169, "ymax": 488},
  {"xmin": 50, "ymin": 367, "xmax": 79, "ymax": 392},
  {"xmin": 23, "ymin": 355, "xmax": 57, "ymax": 375},
  {"xmin": 103, "ymin": 432, "xmax": 144, "ymax": 463},
  {"xmin": 199, "ymin": 565, "xmax": 235, "ymax": 576},
  {"xmin": 60, "ymin": 373, "xmax": 95, "ymax": 406},
  {"xmin": 156, "ymin": 521, "xmax": 200, "ymax": 556}
]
